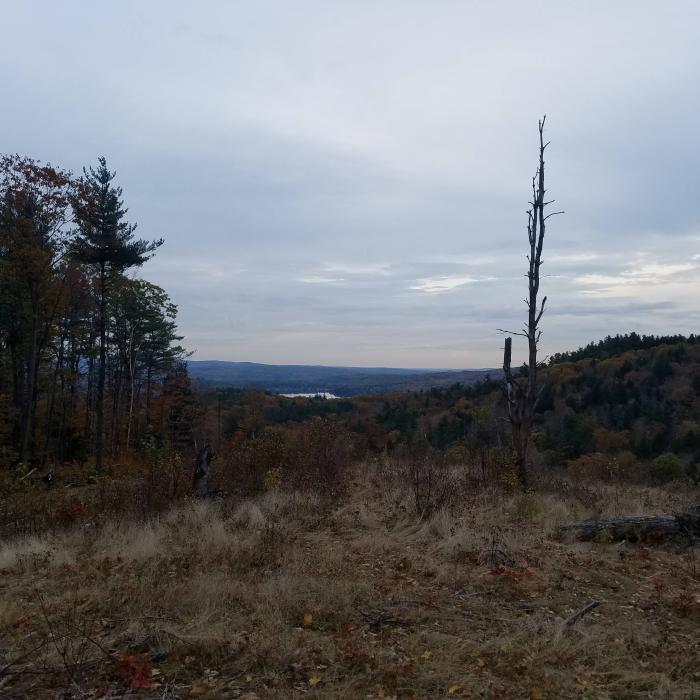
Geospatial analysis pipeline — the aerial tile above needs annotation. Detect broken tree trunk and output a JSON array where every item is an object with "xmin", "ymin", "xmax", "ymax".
[
  {"xmin": 193, "ymin": 444, "xmax": 214, "ymax": 497},
  {"xmin": 559, "ymin": 508, "xmax": 700, "ymax": 543}
]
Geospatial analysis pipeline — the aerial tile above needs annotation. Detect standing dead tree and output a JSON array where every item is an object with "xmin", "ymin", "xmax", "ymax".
[
  {"xmin": 499, "ymin": 116, "xmax": 563, "ymax": 488},
  {"xmin": 193, "ymin": 442, "xmax": 215, "ymax": 497}
]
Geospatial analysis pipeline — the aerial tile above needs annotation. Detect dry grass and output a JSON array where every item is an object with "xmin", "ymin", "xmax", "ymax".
[{"xmin": 0, "ymin": 465, "xmax": 699, "ymax": 699}]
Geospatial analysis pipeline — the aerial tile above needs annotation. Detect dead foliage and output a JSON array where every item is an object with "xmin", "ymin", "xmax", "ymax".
[{"xmin": 0, "ymin": 463, "xmax": 699, "ymax": 698}]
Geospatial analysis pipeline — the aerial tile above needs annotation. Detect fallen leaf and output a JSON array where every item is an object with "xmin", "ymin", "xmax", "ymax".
[
  {"xmin": 309, "ymin": 674, "xmax": 321, "ymax": 686},
  {"xmin": 448, "ymin": 682, "xmax": 462, "ymax": 694},
  {"xmin": 476, "ymin": 657, "xmax": 487, "ymax": 668},
  {"xmin": 421, "ymin": 650, "xmax": 432, "ymax": 660},
  {"xmin": 531, "ymin": 687, "xmax": 543, "ymax": 699}
]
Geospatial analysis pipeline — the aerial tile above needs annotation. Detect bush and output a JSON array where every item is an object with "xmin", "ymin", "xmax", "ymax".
[
  {"xmin": 648, "ymin": 452, "xmax": 685, "ymax": 483},
  {"xmin": 511, "ymin": 491, "xmax": 541, "ymax": 522},
  {"xmin": 216, "ymin": 428, "xmax": 289, "ymax": 495},
  {"xmin": 263, "ymin": 466, "xmax": 284, "ymax": 491},
  {"xmin": 689, "ymin": 462, "xmax": 700, "ymax": 486},
  {"xmin": 383, "ymin": 446, "xmax": 457, "ymax": 516},
  {"xmin": 568, "ymin": 452, "xmax": 620, "ymax": 482},
  {"xmin": 219, "ymin": 417, "xmax": 356, "ymax": 496},
  {"xmin": 407, "ymin": 452, "xmax": 454, "ymax": 516},
  {"xmin": 287, "ymin": 417, "xmax": 355, "ymax": 494}
]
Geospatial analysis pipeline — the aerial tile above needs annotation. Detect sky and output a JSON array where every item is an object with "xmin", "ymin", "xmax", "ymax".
[{"xmin": 2, "ymin": 1, "xmax": 700, "ymax": 368}]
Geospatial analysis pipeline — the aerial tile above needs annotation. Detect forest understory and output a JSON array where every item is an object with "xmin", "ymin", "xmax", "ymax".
[{"xmin": 1, "ymin": 463, "xmax": 699, "ymax": 700}]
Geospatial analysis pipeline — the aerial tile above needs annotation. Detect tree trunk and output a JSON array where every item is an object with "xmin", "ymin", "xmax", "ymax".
[
  {"xmin": 95, "ymin": 264, "xmax": 106, "ymax": 474},
  {"xmin": 145, "ymin": 364, "xmax": 152, "ymax": 427},
  {"xmin": 193, "ymin": 444, "xmax": 214, "ymax": 497},
  {"xmin": 43, "ymin": 331, "xmax": 66, "ymax": 464},
  {"xmin": 501, "ymin": 117, "xmax": 561, "ymax": 488},
  {"xmin": 126, "ymin": 329, "xmax": 136, "ymax": 450},
  {"xmin": 110, "ymin": 360, "xmax": 122, "ymax": 457},
  {"xmin": 18, "ymin": 294, "xmax": 40, "ymax": 465}
]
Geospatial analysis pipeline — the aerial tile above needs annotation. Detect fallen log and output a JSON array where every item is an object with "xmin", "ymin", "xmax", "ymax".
[{"xmin": 559, "ymin": 507, "xmax": 700, "ymax": 543}]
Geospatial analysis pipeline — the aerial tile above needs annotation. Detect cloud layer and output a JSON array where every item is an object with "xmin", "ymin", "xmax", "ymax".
[{"xmin": 3, "ymin": 1, "xmax": 699, "ymax": 367}]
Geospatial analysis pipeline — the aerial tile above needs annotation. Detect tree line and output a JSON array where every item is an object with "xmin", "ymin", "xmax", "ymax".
[
  {"xmin": 549, "ymin": 332, "xmax": 697, "ymax": 365},
  {"xmin": 0, "ymin": 154, "xmax": 188, "ymax": 472}
]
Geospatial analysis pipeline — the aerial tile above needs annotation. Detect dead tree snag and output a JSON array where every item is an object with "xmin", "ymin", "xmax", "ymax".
[
  {"xmin": 193, "ymin": 443, "xmax": 215, "ymax": 497},
  {"xmin": 500, "ymin": 116, "xmax": 563, "ymax": 488}
]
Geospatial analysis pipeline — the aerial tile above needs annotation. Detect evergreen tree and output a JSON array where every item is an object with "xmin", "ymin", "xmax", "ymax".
[{"xmin": 70, "ymin": 158, "xmax": 162, "ymax": 473}]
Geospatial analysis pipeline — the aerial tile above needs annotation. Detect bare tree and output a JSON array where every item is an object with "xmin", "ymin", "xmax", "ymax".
[{"xmin": 499, "ymin": 116, "xmax": 562, "ymax": 488}]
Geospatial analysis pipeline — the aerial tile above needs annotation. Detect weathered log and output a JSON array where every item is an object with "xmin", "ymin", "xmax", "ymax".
[
  {"xmin": 193, "ymin": 444, "xmax": 214, "ymax": 497},
  {"xmin": 564, "ymin": 601, "xmax": 601, "ymax": 627},
  {"xmin": 560, "ymin": 508, "xmax": 700, "ymax": 543}
]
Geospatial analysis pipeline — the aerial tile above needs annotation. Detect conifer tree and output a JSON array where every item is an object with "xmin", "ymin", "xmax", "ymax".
[{"xmin": 71, "ymin": 158, "xmax": 162, "ymax": 473}]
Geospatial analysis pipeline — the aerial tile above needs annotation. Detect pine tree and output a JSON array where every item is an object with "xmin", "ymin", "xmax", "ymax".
[{"xmin": 70, "ymin": 158, "xmax": 162, "ymax": 473}]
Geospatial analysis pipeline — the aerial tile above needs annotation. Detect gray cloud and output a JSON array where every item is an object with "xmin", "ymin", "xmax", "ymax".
[{"xmin": 2, "ymin": 1, "xmax": 700, "ymax": 367}]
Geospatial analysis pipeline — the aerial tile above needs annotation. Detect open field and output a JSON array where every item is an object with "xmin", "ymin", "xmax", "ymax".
[{"xmin": 1, "ymin": 466, "xmax": 699, "ymax": 699}]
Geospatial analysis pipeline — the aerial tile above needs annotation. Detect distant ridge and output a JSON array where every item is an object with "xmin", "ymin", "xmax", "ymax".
[{"xmin": 187, "ymin": 360, "xmax": 497, "ymax": 396}]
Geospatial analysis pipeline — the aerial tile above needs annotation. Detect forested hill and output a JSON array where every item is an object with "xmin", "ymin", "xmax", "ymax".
[
  {"xmin": 549, "ymin": 332, "xmax": 697, "ymax": 364},
  {"xmin": 204, "ymin": 336, "xmax": 700, "ymax": 483},
  {"xmin": 187, "ymin": 360, "xmax": 496, "ymax": 395}
]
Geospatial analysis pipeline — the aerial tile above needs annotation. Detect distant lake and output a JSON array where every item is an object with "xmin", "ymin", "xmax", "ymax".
[{"xmin": 280, "ymin": 392, "xmax": 339, "ymax": 399}]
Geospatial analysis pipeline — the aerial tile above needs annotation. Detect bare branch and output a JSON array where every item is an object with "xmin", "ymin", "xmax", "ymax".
[
  {"xmin": 497, "ymin": 328, "xmax": 528, "ymax": 338},
  {"xmin": 535, "ymin": 295, "xmax": 547, "ymax": 326}
]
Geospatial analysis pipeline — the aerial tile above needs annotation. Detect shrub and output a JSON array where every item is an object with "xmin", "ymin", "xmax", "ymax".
[
  {"xmin": 408, "ymin": 452, "xmax": 452, "ymax": 516},
  {"xmin": 386, "ymin": 446, "xmax": 457, "ymax": 516},
  {"xmin": 221, "ymin": 428, "xmax": 290, "ymax": 494},
  {"xmin": 568, "ymin": 452, "xmax": 619, "ymax": 482},
  {"xmin": 263, "ymin": 467, "xmax": 284, "ymax": 491},
  {"xmin": 648, "ymin": 452, "xmax": 685, "ymax": 483},
  {"xmin": 219, "ymin": 418, "xmax": 356, "ymax": 496},
  {"xmin": 616, "ymin": 450, "xmax": 639, "ymax": 476},
  {"xmin": 511, "ymin": 491, "xmax": 541, "ymax": 522},
  {"xmin": 689, "ymin": 462, "xmax": 700, "ymax": 486},
  {"xmin": 287, "ymin": 417, "xmax": 355, "ymax": 494}
]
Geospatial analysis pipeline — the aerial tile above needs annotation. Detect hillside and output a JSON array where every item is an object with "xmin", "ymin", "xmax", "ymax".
[
  {"xmin": 201, "ymin": 335, "xmax": 700, "ymax": 483},
  {"xmin": 3, "ymin": 338, "xmax": 699, "ymax": 697},
  {"xmin": 187, "ymin": 360, "xmax": 496, "ymax": 396}
]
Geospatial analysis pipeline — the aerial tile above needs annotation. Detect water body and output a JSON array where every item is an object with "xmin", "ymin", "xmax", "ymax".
[{"xmin": 280, "ymin": 392, "xmax": 340, "ymax": 399}]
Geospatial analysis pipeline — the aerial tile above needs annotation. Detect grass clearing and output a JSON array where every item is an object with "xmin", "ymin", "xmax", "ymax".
[{"xmin": 1, "ymin": 465, "xmax": 698, "ymax": 698}]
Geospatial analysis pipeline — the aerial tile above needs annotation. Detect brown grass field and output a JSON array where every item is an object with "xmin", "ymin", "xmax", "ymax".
[{"xmin": 1, "ymin": 464, "xmax": 699, "ymax": 699}]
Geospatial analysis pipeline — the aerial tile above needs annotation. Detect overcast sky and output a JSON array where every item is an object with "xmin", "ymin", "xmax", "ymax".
[{"xmin": 3, "ymin": 1, "xmax": 699, "ymax": 367}]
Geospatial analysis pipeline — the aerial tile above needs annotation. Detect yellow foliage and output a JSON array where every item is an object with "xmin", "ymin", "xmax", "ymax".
[{"xmin": 263, "ymin": 467, "xmax": 283, "ymax": 491}]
